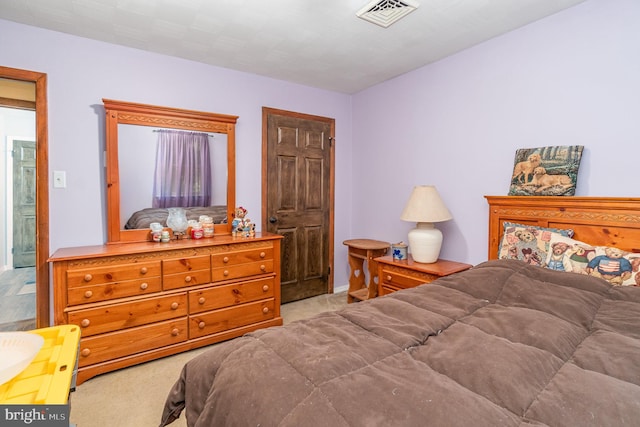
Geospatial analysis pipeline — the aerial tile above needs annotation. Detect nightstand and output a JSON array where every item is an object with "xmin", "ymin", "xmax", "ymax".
[{"xmin": 376, "ymin": 256, "xmax": 472, "ymax": 296}]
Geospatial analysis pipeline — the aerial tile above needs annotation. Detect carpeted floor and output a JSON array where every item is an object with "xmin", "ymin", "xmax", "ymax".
[{"xmin": 69, "ymin": 291, "xmax": 349, "ymax": 427}]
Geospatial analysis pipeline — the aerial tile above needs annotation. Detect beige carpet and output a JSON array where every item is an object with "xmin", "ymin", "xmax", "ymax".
[{"xmin": 69, "ymin": 291, "xmax": 348, "ymax": 427}]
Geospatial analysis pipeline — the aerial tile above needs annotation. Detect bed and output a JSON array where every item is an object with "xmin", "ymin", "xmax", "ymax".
[
  {"xmin": 159, "ymin": 196, "xmax": 640, "ymax": 427},
  {"xmin": 123, "ymin": 206, "xmax": 227, "ymax": 229}
]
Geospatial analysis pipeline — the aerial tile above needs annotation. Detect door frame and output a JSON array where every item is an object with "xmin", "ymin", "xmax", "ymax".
[
  {"xmin": 261, "ymin": 107, "xmax": 335, "ymax": 293},
  {"xmin": 0, "ymin": 66, "xmax": 49, "ymax": 328}
]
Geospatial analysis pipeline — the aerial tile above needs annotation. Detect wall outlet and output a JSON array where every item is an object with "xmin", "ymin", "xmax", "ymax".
[{"xmin": 53, "ymin": 170, "xmax": 66, "ymax": 188}]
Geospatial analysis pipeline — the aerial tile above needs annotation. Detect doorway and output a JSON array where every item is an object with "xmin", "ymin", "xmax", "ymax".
[
  {"xmin": 0, "ymin": 67, "xmax": 49, "ymax": 329},
  {"xmin": 262, "ymin": 107, "xmax": 335, "ymax": 303},
  {"xmin": 0, "ymin": 130, "xmax": 36, "ymax": 331}
]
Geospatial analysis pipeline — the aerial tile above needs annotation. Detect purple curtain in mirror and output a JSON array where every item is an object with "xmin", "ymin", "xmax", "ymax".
[{"xmin": 152, "ymin": 130, "xmax": 212, "ymax": 208}]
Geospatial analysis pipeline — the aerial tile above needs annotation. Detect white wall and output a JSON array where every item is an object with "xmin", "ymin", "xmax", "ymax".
[
  {"xmin": 0, "ymin": 19, "xmax": 354, "ymax": 289},
  {"xmin": 352, "ymin": 0, "xmax": 640, "ymax": 265}
]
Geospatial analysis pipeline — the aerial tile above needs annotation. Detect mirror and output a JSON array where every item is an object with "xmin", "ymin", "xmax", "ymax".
[{"xmin": 103, "ymin": 99, "xmax": 237, "ymax": 243}]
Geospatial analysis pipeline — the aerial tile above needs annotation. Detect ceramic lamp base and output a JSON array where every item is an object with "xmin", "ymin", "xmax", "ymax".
[{"xmin": 407, "ymin": 222, "xmax": 443, "ymax": 263}]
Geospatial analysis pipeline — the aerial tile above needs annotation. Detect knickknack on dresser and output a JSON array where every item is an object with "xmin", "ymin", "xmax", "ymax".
[{"xmin": 49, "ymin": 100, "xmax": 283, "ymax": 384}]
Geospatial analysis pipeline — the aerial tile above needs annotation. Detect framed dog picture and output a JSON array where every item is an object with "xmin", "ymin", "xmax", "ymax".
[{"xmin": 508, "ymin": 145, "xmax": 584, "ymax": 196}]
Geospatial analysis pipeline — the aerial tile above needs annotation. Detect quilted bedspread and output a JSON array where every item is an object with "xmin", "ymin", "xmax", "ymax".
[
  {"xmin": 124, "ymin": 206, "xmax": 227, "ymax": 229},
  {"xmin": 159, "ymin": 259, "xmax": 640, "ymax": 427}
]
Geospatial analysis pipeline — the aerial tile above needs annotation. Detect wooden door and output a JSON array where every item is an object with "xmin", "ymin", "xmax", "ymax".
[
  {"xmin": 12, "ymin": 139, "xmax": 36, "ymax": 268},
  {"xmin": 263, "ymin": 108, "xmax": 334, "ymax": 303}
]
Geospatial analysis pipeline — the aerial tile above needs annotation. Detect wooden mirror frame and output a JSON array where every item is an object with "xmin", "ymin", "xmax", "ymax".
[{"xmin": 103, "ymin": 99, "xmax": 237, "ymax": 243}]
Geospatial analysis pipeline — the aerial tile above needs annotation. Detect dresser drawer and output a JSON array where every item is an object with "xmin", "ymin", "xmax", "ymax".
[
  {"xmin": 189, "ymin": 299, "xmax": 276, "ymax": 338},
  {"xmin": 379, "ymin": 266, "xmax": 438, "ymax": 290},
  {"xmin": 380, "ymin": 284, "xmax": 404, "ymax": 296},
  {"xmin": 164, "ymin": 270, "xmax": 212, "ymax": 290},
  {"xmin": 67, "ymin": 277, "xmax": 162, "ymax": 306},
  {"xmin": 163, "ymin": 255, "xmax": 211, "ymax": 290},
  {"xmin": 212, "ymin": 260, "xmax": 273, "ymax": 282},
  {"xmin": 68, "ymin": 293, "xmax": 188, "ymax": 337},
  {"xmin": 78, "ymin": 318, "xmax": 188, "ymax": 367},
  {"xmin": 189, "ymin": 277, "xmax": 275, "ymax": 314},
  {"xmin": 66, "ymin": 261, "xmax": 161, "ymax": 287},
  {"xmin": 211, "ymin": 246, "xmax": 274, "ymax": 268},
  {"xmin": 162, "ymin": 255, "xmax": 210, "ymax": 274}
]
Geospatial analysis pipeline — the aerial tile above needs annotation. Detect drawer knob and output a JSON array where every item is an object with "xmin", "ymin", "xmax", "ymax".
[
  {"xmin": 140, "ymin": 267, "xmax": 148, "ymax": 274},
  {"xmin": 198, "ymin": 321, "xmax": 205, "ymax": 329},
  {"xmin": 140, "ymin": 282, "xmax": 148, "ymax": 290},
  {"xmin": 171, "ymin": 328, "xmax": 180, "ymax": 337},
  {"xmin": 223, "ymin": 256, "xmax": 229, "ymax": 263},
  {"xmin": 81, "ymin": 348, "xmax": 91, "ymax": 357},
  {"xmin": 81, "ymin": 319, "xmax": 90, "ymax": 328},
  {"xmin": 83, "ymin": 274, "xmax": 93, "ymax": 282},
  {"xmin": 170, "ymin": 302, "xmax": 179, "ymax": 310},
  {"xmin": 386, "ymin": 275, "xmax": 392, "ymax": 281},
  {"xmin": 184, "ymin": 275, "xmax": 192, "ymax": 283},
  {"xmin": 223, "ymin": 270, "xmax": 229, "ymax": 276},
  {"xmin": 262, "ymin": 285, "xmax": 269, "ymax": 292},
  {"xmin": 262, "ymin": 307, "xmax": 269, "ymax": 314},
  {"xmin": 84, "ymin": 290, "xmax": 93, "ymax": 299},
  {"xmin": 260, "ymin": 252, "xmax": 266, "ymax": 258},
  {"xmin": 198, "ymin": 297, "xmax": 205, "ymax": 305},
  {"xmin": 260, "ymin": 265, "xmax": 266, "ymax": 271}
]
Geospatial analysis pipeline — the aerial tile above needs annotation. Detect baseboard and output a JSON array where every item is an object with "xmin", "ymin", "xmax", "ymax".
[{"xmin": 333, "ymin": 283, "xmax": 348, "ymax": 294}]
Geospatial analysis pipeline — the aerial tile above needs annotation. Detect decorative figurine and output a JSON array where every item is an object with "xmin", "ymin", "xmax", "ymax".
[
  {"xmin": 231, "ymin": 206, "xmax": 256, "ymax": 237},
  {"xmin": 232, "ymin": 206, "xmax": 248, "ymax": 237}
]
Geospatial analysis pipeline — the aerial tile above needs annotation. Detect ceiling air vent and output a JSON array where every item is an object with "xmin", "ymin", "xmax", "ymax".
[{"xmin": 356, "ymin": 0, "xmax": 419, "ymax": 28}]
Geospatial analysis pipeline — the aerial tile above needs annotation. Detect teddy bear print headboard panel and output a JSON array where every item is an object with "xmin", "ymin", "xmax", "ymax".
[{"xmin": 485, "ymin": 196, "xmax": 640, "ymax": 260}]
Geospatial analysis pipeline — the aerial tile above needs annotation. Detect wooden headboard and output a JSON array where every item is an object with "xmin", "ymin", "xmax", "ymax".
[{"xmin": 486, "ymin": 196, "xmax": 640, "ymax": 260}]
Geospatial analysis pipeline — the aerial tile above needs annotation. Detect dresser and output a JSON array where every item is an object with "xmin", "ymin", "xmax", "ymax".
[
  {"xmin": 49, "ymin": 233, "xmax": 282, "ymax": 384},
  {"xmin": 376, "ymin": 256, "xmax": 472, "ymax": 296}
]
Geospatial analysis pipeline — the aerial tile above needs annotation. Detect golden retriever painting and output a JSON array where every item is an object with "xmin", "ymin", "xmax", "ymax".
[
  {"xmin": 528, "ymin": 167, "xmax": 573, "ymax": 193},
  {"xmin": 508, "ymin": 146, "xmax": 583, "ymax": 196},
  {"xmin": 511, "ymin": 153, "xmax": 541, "ymax": 184}
]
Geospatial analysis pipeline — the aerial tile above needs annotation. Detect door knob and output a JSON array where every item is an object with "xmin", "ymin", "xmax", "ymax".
[{"xmin": 269, "ymin": 216, "xmax": 278, "ymax": 223}]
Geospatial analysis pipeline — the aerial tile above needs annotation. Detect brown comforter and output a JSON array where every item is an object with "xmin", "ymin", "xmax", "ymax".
[{"xmin": 159, "ymin": 259, "xmax": 640, "ymax": 427}]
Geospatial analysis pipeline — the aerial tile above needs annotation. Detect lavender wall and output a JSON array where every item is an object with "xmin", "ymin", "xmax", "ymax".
[
  {"xmin": 1, "ymin": 0, "xmax": 638, "ymax": 296},
  {"xmin": 352, "ymin": 0, "xmax": 640, "ymax": 265},
  {"xmin": 0, "ymin": 19, "xmax": 354, "ymax": 289}
]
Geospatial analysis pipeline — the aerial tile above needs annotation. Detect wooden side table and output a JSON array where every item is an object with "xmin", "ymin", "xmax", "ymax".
[
  {"xmin": 343, "ymin": 239, "xmax": 390, "ymax": 303},
  {"xmin": 376, "ymin": 256, "xmax": 472, "ymax": 296}
]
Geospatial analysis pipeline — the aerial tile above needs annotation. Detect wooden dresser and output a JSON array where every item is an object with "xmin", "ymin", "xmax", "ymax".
[
  {"xmin": 49, "ymin": 233, "xmax": 282, "ymax": 384},
  {"xmin": 376, "ymin": 256, "xmax": 472, "ymax": 296}
]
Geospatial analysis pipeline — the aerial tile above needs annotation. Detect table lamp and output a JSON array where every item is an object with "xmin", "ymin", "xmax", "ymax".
[{"xmin": 400, "ymin": 185, "xmax": 452, "ymax": 263}]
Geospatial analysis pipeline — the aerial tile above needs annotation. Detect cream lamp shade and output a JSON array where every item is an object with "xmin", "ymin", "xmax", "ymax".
[{"xmin": 400, "ymin": 185, "xmax": 452, "ymax": 263}]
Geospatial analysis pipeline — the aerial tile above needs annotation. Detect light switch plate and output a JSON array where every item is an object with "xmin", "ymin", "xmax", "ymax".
[{"xmin": 53, "ymin": 170, "xmax": 66, "ymax": 188}]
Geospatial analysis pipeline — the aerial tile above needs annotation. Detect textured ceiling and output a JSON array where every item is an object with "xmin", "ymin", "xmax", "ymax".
[{"xmin": 0, "ymin": 0, "xmax": 587, "ymax": 94}]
